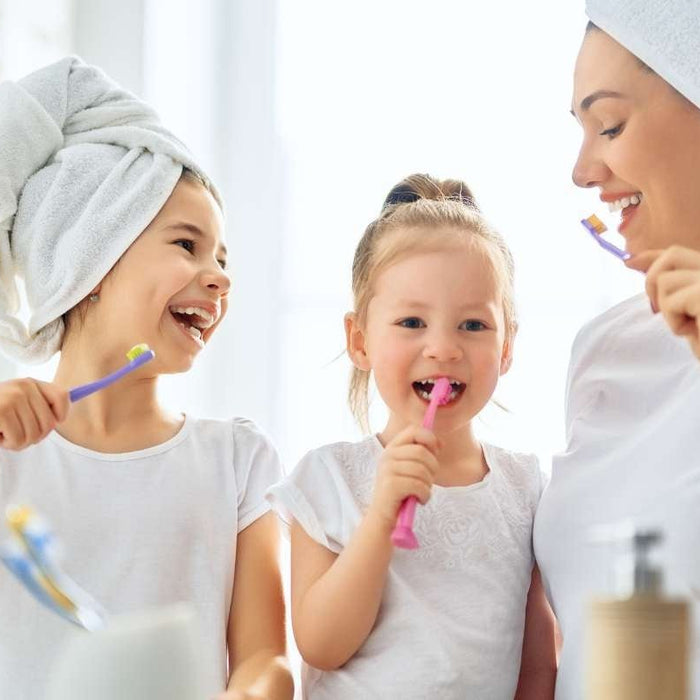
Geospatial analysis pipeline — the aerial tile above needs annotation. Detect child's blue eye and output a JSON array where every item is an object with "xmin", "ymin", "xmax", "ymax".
[
  {"xmin": 460, "ymin": 320, "xmax": 486, "ymax": 331},
  {"xmin": 175, "ymin": 239, "xmax": 195, "ymax": 253},
  {"xmin": 398, "ymin": 317, "xmax": 425, "ymax": 329}
]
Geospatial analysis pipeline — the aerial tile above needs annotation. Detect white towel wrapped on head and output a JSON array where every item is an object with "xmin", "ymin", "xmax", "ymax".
[
  {"xmin": 0, "ymin": 56, "xmax": 220, "ymax": 363},
  {"xmin": 586, "ymin": 0, "xmax": 700, "ymax": 109}
]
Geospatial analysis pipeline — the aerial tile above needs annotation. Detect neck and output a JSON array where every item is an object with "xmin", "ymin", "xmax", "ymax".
[{"xmin": 53, "ymin": 343, "xmax": 181, "ymax": 452}]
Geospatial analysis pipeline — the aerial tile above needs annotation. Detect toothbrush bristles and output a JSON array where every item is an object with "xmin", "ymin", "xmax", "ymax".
[
  {"xmin": 126, "ymin": 343, "xmax": 151, "ymax": 361},
  {"xmin": 583, "ymin": 214, "xmax": 607, "ymax": 234}
]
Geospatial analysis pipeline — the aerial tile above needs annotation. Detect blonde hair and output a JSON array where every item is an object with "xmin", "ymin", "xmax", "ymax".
[{"xmin": 348, "ymin": 173, "xmax": 517, "ymax": 432}]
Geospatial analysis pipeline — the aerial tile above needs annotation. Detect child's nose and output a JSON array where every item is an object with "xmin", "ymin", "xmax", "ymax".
[
  {"xmin": 201, "ymin": 264, "xmax": 231, "ymax": 296},
  {"xmin": 423, "ymin": 332, "xmax": 462, "ymax": 362}
]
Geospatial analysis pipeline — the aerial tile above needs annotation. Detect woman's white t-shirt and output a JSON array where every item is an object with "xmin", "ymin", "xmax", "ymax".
[
  {"xmin": 268, "ymin": 435, "xmax": 544, "ymax": 700},
  {"xmin": 535, "ymin": 293, "xmax": 700, "ymax": 699},
  {"xmin": 0, "ymin": 415, "xmax": 281, "ymax": 700}
]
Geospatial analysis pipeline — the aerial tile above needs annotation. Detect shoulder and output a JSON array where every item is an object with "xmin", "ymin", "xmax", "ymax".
[
  {"xmin": 295, "ymin": 436, "xmax": 378, "ymax": 482},
  {"xmin": 186, "ymin": 415, "xmax": 277, "ymax": 451},
  {"xmin": 484, "ymin": 443, "xmax": 544, "ymax": 500}
]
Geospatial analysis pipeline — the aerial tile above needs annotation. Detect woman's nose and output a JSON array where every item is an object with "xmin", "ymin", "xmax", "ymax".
[{"xmin": 572, "ymin": 140, "xmax": 610, "ymax": 188}]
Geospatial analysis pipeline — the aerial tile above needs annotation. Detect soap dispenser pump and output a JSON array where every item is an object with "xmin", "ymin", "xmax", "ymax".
[{"xmin": 586, "ymin": 527, "xmax": 689, "ymax": 699}]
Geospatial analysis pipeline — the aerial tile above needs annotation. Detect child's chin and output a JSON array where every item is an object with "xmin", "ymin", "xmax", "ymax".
[{"xmin": 161, "ymin": 353, "xmax": 198, "ymax": 375}]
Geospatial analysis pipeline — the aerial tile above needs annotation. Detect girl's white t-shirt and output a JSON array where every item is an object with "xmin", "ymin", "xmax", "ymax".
[
  {"xmin": 268, "ymin": 436, "xmax": 544, "ymax": 700},
  {"xmin": 534, "ymin": 293, "xmax": 700, "ymax": 699},
  {"xmin": 0, "ymin": 415, "xmax": 281, "ymax": 700}
]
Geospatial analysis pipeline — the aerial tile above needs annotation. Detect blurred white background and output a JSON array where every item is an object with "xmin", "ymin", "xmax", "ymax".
[{"xmin": 0, "ymin": 0, "xmax": 643, "ymax": 471}]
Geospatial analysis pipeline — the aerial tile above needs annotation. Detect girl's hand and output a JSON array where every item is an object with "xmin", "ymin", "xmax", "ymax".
[
  {"xmin": 626, "ymin": 246, "xmax": 700, "ymax": 359},
  {"xmin": 368, "ymin": 425, "xmax": 441, "ymax": 530},
  {"xmin": 0, "ymin": 378, "xmax": 69, "ymax": 450},
  {"xmin": 213, "ymin": 655, "xmax": 293, "ymax": 700}
]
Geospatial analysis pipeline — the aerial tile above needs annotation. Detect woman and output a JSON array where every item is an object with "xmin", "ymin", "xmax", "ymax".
[{"xmin": 534, "ymin": 2, "xmax": 700, "ymax": 698}]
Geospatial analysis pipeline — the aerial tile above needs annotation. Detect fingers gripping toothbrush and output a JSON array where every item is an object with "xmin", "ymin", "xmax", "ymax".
[
  {"xmin": 0, "ymin": 344, "xmax": 155, "ymax": 444},
  {"xmin": 390, "ymin": 377, "xmax": 451, "ymax": 550}
]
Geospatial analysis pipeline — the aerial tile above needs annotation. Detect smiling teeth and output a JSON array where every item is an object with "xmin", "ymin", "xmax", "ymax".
[
  {"xmin": 608, "ymin": 193, "xmax": 642, "ymax": 213},
  {"xmin": 169, "ymin": 306, "xmax": 215, "ymax": 329}
]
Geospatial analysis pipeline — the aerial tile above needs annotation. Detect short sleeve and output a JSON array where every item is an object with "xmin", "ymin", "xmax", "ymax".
[
  {"xmin": 267, "ymin": 445, "xmax": 356, "ymax": 554},
  {"xmin": 232, "ymin": 418, "xmax": 283, "ymax": 532}
]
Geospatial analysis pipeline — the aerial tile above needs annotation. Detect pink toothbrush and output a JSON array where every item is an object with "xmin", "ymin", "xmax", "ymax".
[{"xmin": 391, "ymin": 377, "xmax": 451, "ymax": 549}]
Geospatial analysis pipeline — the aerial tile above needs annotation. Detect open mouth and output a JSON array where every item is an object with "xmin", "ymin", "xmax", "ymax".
[
  {"xmin": 169, "ymin": 305, "xmax": 215, "ymax": 345},
  {"xmin": 608, "ymin": 192, "xmax": 643, "ymax": 232},
  {"xmin": 412, "ymin": 378, "xmax": 465, "ymax": 404}
]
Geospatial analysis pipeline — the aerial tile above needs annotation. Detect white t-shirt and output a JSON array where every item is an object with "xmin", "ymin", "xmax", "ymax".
[
  {"xmin": 268, "ymin": 435, "xmax": 544, "ymax": 700},
  {"xmin": 534, "ymin": 293, "xmax": 700, "ymax": 699},
  {"xmin": 0, "ymin": 415, "xmax": 281, "ymax": 700}
]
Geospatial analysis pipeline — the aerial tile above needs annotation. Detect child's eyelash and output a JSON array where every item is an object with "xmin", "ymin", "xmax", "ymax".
[
  {"xmin": 397, "ymin": 318, "xmax": 425, "ymax": 329},
  {"xmin": 397, "ymin": 318, "xmax": 487, "ymax": 331},
  {"xmin": 175, "ymin": 239, "xmax": 227, "ymax": 270}
]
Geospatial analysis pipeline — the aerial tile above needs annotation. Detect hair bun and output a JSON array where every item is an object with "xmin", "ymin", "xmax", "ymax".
[{"xmin": 382, "ymin": 173, "xmax": 478, "ymax": 211}]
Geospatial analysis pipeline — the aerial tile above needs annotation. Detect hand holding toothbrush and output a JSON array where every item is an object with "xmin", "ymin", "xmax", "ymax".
[
  {"xmin": 0, "ymin": 344, "xmax": 154, "ymax": 450},
  {"xmin": 626, "ymin": 246, "xmax": 700, "ymax": 360},
  {"xmin": 391, "ymin": 377, "xmax": 451, "ymax": 548},
  {"xmin": 0, "ymin": 378, "xmax": 69, "ymax": 450},
  {"xmin": 368, "ymin": 425, "xmax": 441, "ymax": 539}
]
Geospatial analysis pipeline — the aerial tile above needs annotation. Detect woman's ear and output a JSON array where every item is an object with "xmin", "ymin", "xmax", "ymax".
[{"xmin": 344, "ymin": 312, "xmax": 371, "ymax": 371}]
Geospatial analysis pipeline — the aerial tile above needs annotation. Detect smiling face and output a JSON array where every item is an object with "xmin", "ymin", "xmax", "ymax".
[
  {"xmin": 85, "ymin": 178, "xmax": 230, "ymax": 372},
  {"xmin": 571, "ymin": 28, "xmax": 700, "ymax": 255},
  {"xmin": 346, "ymin": 234, "xmax": 511, "ymax": 440}
]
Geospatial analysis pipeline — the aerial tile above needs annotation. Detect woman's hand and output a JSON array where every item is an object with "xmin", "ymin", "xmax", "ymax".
[
  {"xmin": 626, "ymin": 246, "xmax": 700, "ymax": 359},
  {"xmin": 0, "ymin": 378, "xmax": 69, "ymax": 450},
  {"xmin": 368, "ymin": 425, "xmax": 441, "ymax": 530}
]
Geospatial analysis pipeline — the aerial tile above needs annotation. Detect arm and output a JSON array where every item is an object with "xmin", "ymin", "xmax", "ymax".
[
  {"xmin": 220, "ymin": 512, "xmax": 293, "ymax": 700},
  {"xmin": 290, "ymin": 510, "xmax": 394, "ymax": 670},
  {"xmin": 291, "ymin": 425, "xmax": 440, "ymax": 670},
  {"xmin": 514, "ymin": 565, "xmax": 558, "ymax": 700}
]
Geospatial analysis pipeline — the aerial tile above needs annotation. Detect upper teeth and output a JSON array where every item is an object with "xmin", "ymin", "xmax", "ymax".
[
  {"xmin": 416, "ymin": 378, "xmax": 461, "ymax": 386},
  {"xmin": 414, "ymin": 378, "xmax": 463, "ymax": 402},
  {"xmin": 170, "ymin": 306, "xmax": 215, "ymax": 329},
  {"xmin": 608, "ymin": 193, "xmax": 642, "ymax": 213}
]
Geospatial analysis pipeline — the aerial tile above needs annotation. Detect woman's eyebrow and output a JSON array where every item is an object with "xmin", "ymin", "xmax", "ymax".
[{"xmin": 570, "ymin": 89, "xmax": 626, "ymax": 117}]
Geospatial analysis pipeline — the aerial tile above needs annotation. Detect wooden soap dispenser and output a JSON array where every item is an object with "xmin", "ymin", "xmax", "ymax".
[{"xmin": 586, "ymin": 528, "xmax": 689, "ymax": 700}]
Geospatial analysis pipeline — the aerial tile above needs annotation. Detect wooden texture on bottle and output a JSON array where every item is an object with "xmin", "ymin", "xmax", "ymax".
[{"xmin": 586, "ymin": 597, "xmax": 689, "ymax": 700}]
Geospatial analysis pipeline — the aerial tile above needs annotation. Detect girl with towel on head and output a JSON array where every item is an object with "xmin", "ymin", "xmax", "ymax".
[
  {"xmin": 0, "ymin": 57, "xmax": 292, "ymax": 700},
  {"xmin": 534, "ymin": 1, "xmax": 700, "ymax": 698}
]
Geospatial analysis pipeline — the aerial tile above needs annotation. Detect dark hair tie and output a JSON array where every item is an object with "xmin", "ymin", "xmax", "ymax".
[{"xmin": 382, "ymin": 185, "xmax": 421, "ymax": 208}]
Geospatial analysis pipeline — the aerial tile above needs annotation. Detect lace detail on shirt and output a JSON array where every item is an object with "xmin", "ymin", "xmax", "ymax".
[
  {"xmin": 331, "ymin": 438, "xmax": 376, "ymax": 509},
  {"xmin": 334, "ymin": 439, "xmax": 538, "ymax": 572}
]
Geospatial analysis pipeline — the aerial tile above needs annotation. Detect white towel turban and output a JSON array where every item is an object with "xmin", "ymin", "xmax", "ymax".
[
  {"xmin": 586, "ymin": 0, "xmax": 700, "ymax": 109},
  {"xmin": 0, "ymin": 56, "xmax": 220, "ymax": 363}
]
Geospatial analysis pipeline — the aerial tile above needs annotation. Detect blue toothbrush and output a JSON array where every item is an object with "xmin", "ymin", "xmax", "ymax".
[{"xmin": 69, "ymin": 343, "xmax": 155, "ymax": 402}]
